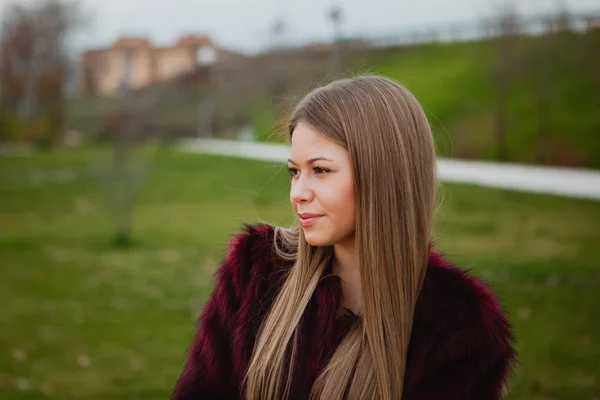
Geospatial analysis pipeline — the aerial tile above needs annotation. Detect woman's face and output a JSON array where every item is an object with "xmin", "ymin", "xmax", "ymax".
[{"xmin": 288, "ymin": 122, "xmax": 356, "ymax": 247}]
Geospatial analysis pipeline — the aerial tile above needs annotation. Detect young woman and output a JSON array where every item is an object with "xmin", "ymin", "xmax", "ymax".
[{"xmin": 173, "ymin": 75, "xmax": 516, "ymax": 400}]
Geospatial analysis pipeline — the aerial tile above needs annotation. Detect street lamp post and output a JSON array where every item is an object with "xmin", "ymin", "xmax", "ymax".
[{"xmin": 329, "ymin": 6, "xmax": 343, "ymax": 76}]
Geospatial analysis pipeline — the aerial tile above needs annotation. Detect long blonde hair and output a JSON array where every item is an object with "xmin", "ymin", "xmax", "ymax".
[{"xmin": 244, "ymin": 75, "xmax": 437, "ymax": 400}]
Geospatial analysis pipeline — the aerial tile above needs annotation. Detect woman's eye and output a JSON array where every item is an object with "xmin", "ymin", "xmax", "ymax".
[
  {"xmin": 313, "ymin": 166, "xmax": 331, "ymax": 175},
  {"xmin": 287, "ymin": 166, "xmax": 330, "ymax": 178},
  {"xmin": 287, "ymin": 167, "xmax": 298, "ymax": 177}
]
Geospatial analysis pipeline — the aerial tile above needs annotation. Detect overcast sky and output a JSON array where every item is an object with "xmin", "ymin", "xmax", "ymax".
[{"xmin": 1, "ymin": 0, "xmax": 599, "ymax": 55}]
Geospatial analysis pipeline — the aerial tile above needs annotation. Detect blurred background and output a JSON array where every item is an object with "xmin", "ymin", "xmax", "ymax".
[{"xmin": 0, "ymin": 0, "xmax": 599, "ymax": 399}]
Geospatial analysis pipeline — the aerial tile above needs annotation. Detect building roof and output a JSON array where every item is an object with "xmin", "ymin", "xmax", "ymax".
[
  {"xmin": 81, "ymin": 34, "xmax": 214, "ymax": 58},
  {"xmin": 113, "ymin": 36, "xmax": 153, "ymax": 49},
  {"xmin": 176, "ymin": 35, "xmax": 212, "ymax": 47}
]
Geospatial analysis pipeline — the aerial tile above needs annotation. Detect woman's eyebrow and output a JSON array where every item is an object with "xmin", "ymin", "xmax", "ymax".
[{"xmin": 287, "ymin": 157, "xmax": 333, "ymax": 165}]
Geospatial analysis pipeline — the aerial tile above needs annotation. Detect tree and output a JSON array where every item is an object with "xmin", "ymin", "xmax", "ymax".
[
  {"xmin": 492, "ymin": 2, "xmax": 520, "ymax": 161},
  {"xmin": 533, "ymin": 6, "xmax": 572, "ymax": 164},
  {"xmin": 0, "ymin": 0, "xmax": 84, "ymax": 146}
]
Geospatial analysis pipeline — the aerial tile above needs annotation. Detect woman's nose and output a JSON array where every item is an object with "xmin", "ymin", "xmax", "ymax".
[{"xmin": 290, "ymin": 176, "xmax": 313, "ymax": 204}]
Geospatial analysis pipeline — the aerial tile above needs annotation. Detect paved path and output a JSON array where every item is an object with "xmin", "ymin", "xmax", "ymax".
[{"xmin": 177, "ymin": 138, "xmax": 600, "ymax": 201}]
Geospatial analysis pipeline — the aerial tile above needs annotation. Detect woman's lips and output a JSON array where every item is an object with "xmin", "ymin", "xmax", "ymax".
[{"xmin": 299, "ymin": 215, "xmax": 322, "ymax": 227}]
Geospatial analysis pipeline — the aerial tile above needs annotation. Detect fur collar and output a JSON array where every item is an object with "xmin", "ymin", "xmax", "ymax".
[{"xmin": 172, "ymin": 223, "xmax": 517, "ymax": 399}]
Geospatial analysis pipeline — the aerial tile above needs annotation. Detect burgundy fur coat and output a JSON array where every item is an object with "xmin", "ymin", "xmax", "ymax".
[{"xmin": 173, "ymin": 223, "xmax": 516, "ymax": 399}]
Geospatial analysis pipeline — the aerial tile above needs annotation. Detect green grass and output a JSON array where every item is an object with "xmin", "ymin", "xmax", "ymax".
[{"xmin": 1, "ymin": 146, "xmax": 599, "ymax": 399}]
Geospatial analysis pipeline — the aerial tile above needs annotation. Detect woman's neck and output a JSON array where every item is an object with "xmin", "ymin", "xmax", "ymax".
[{"xmin": 332, "ymin": 239, "xmax": 362, "ymax": 317}]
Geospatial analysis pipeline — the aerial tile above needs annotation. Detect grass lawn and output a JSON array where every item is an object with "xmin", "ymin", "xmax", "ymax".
[{"xmin": 1, "ymin": 145, "xmax": 599, "ymax": 399}]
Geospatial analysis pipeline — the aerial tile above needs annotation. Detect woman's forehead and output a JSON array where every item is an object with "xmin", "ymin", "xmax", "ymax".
[{"xmin": 291, "ymin": 123, "xmax": 342, "ymax": 152}]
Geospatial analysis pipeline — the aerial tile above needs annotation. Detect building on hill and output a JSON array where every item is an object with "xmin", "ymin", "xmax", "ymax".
[{"xmin": 78, "ymin": 35, "xmax": 239, "ymax": 96}]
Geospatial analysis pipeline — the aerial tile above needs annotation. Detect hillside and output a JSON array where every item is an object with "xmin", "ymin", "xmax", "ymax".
[
  {"xmin": 68, "ymin": 31, "xmax": 600, "ymax": 168},
  {"xmin": 366, "ymin": 37, "xmax": 600, "ymax": 168}
]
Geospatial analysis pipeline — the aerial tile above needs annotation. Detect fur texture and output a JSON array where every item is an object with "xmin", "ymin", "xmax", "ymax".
[{"xmin": 173, "ymin": 223, "xmax": 516, "ymax": 399}]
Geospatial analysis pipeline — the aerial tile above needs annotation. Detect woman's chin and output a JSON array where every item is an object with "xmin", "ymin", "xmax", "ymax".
[{"xmin": 303, "ymin": 231, "xmax": 332, "ymax": 247}]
